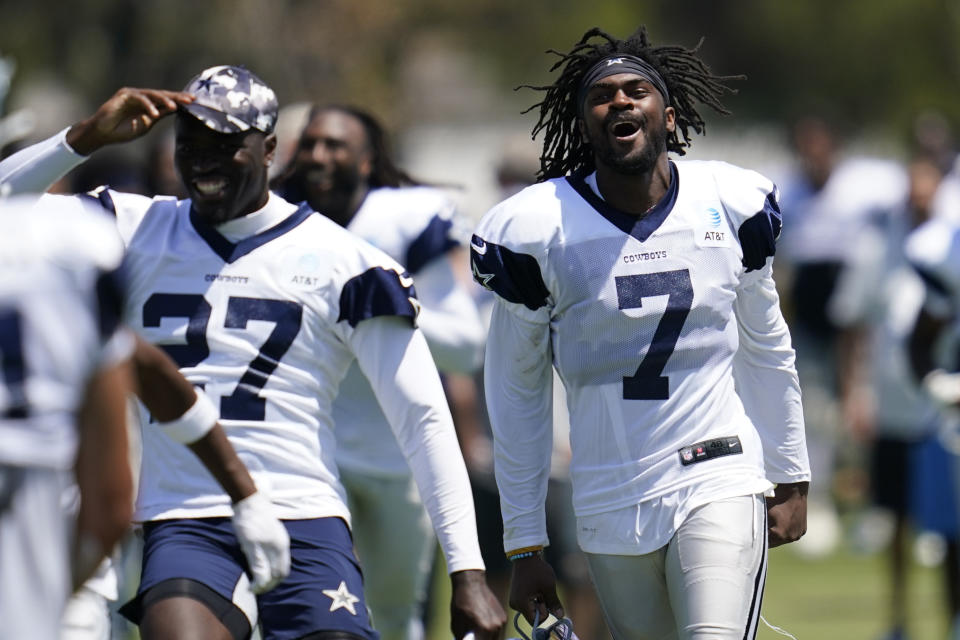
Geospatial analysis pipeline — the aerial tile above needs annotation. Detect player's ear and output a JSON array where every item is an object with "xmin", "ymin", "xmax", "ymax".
[
  {"xmin": 263, "ymin": 133, "xmax": 278, "ymax": 167},
  {"xmin": 664, "ymin": 106, "xmax": 676, "ymax": 133}
]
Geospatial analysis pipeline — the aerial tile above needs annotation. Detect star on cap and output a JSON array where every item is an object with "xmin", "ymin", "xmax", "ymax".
[
  {"xmin": 196, "ymin": 76, "xmax": 214, "ymax": 92},
  {"xmin": 322, "ymin": 581, "xmax": 360, "ymax": 616}
]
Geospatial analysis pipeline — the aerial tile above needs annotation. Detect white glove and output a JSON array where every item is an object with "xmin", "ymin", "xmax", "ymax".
[{"xmin": 231, "ymin": 491, "xmax": 291, "ymax": 594}]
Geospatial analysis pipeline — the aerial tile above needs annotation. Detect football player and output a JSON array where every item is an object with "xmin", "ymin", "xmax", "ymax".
[
  {"xmin": 0, "ymin": 66, "xmax": 504, "ymax": 640},
  {"xmin": 273, "ymin": 105, "xmax": 486, "ymax": 640},
  {"xmin": 0, "ymin": 195, "xmax": 289, "ymax": 639},
  {"xmin": 470, "ymin": 26, "xmax": 810, "ymax": 639}
]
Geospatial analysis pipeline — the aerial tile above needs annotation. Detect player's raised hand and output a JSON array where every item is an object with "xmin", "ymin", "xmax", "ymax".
[
  {"xmin": 508, "ymin": 555, "xmax": 564, "ymax": 629},
  {"xmin": 450, "ymin": 569, "xmax": 506, "ymax": 640},
  {"xmin": 66, "ymin": 88, "xmax": 193, "ymax": 155}
]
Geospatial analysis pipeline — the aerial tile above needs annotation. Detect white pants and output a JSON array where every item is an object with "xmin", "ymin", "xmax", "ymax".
[
  {"xmin": 0, "ymin": 466, "xmax": 71, "ymax": 640},
  {"xmin": 585, "ymin": 494, "xmax": 766, "ymax": 640},
  {"xmin": 340, "ymin": 468, "xmax": 435, "ymax": 640}
]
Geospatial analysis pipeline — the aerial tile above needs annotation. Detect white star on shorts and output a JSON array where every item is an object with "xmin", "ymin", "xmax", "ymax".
[{"xmin": 322, "ymin": 580, "xmax": 360, "ymax": 616}]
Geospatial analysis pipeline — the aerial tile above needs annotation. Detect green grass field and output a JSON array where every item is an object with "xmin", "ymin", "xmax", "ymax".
[{"xmin": 425, "ymin": 543, "xmax": 952, "ymax": 640}]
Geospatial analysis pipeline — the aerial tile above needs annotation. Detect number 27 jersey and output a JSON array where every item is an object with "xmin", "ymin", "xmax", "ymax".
[
  {"xmin": 107, "ymin": 191, "xmax": 418, "ymax": 522},
  {"xmin": 473, "ymin": 160, "xmax": 807, "ymax": 521}
]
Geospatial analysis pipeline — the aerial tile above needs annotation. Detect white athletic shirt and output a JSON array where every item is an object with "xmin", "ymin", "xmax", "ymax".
[
  {"xmin": 472, "ymin": 162, "xmax": 809, "ymax": 554},
  {"xmin": 0, "ymin": 195, "xmax": 132, "ymax": 470},
  {"xmin": 331, "ymin": 186, "xmax": 484, "ymax": 476},
  {"xmin": 0, "ymin": 130, "xmax": 485, "ymax": 573}
]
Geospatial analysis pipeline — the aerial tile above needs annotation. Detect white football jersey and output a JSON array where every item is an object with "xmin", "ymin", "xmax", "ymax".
[
  {"xmin": 473, "ymin": 161, "xmax": 809, "ymax": 550},
  {"xmin": 0, "ymin": 195, "xmax": 130, "ymax": 470},
  {"xmin": 100, "ymin": 190, "xmax": 422, "ymax": 522},
  {"xmin": 333, "ymin": 186, "xmax": 478, "ymax": 476}
]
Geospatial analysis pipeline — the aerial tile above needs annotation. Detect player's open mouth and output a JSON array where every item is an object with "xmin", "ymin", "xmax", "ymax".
[
  {"xmin": 611, "ymin": 121, "xmax": 641, "ymax": 141},
  {"xmin": 193, "ymin": 177, "xmax": 228, "ymax": 197}
]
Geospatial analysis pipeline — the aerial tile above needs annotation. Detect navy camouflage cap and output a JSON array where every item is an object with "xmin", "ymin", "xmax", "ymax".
[{"xmin": 181, "ymin": 65, "xmax": 278, "ymax": 134}]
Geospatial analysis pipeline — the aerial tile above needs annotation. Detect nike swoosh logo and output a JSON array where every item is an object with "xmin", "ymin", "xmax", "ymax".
[{"xmin": 471, "ymin": 237, "xmax": 488, "ymax": 255}]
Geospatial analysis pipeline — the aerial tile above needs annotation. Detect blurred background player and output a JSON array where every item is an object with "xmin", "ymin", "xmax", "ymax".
[
  {"xmin": 0, "ymin": 65, "xmax": 504, "ymax": 640},
  {"xmin": 472, "ymin": 25, "xmax": 809, "ymax": 639},
  {"xmin": 830, "ymin": 151, "xmax": 960, "ymax": 640},
  {"xmin": 775, "ymin": 114, "xmax": 907, "ymax": 556},
  {"xmin": 0, "ymin": 194, "xmax": 134, "ymax": 640},
  {"xmin": 273, "ymin": 104, "xmax": 486, "ymax": 640}
]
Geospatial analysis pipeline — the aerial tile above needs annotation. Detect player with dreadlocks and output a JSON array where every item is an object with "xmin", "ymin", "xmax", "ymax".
[{"xmin": 471, "ymin": 25, "xmax": 810, "ymax": 639}]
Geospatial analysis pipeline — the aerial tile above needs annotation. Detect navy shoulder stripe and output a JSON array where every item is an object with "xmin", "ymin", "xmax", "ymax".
[
  {"xmin": 470, "ymin": 235, "xmax": 549, "ymax": 311},
  {"xmin": 95, "ymin": 262, "xmax": 127, "ymax": 339},
  {"xmin": 738, "ymin": 191, "xmax": 781, "ymax": 272},
  {"xmin": 406, "ymin": 214, "xmax": 459, "ymax": 274},
  {"xmin": 338, "ymin": 266, "xmax": 419, "ymax": 328},
  {"xmin": 80, "ymin": 188, "xmax": 117, "ymax": 217}
]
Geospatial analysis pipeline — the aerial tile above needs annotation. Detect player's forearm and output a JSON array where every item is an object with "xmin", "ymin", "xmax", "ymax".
[
  {"xmin": 485, "ymin": 301, "xmax": 554, "ymax": 549},
  {"xmin": 187, "ymin": 426, "xmax": 257, "ymax": 503},
  {"xmin": 73, "ymin": 359, "xmax": 134, "ymax": 588},
  {"xmin": 734, "ymin": 268, "xmax": 811, "ymax": 482},
  {"xmin": 353, "ymin": 318, "xmax": 486, "ymax": 572},
  {"xmin": 0, "ymin": 128, "xmax": 87, "ymax": 195}
]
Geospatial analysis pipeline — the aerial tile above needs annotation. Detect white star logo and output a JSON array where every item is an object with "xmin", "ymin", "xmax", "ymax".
[
  {"xmin": 471, "ymin": 259, "xmax": 495, "ymax": 290},
  {"xmin": 322, "ymin": 580, "xmax": 360, "ymax": 616}
]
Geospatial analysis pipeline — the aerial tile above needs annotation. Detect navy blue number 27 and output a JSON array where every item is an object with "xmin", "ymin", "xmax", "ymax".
[
  {"xmin": 615, "ymin": 269, "xmax": 693, "ymax": 400},
  {"xmin": 0, "ymin": 308, "xmax": 29, "ymax": 418},
  {"xmin": 143, "ymin": 293, "xmax": 303, "ymax": 421}
]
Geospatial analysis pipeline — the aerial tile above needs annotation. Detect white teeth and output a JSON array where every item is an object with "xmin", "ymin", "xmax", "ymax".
[{"xmin": 195, "ymin": 178, "xmax": 226, "ymax": 195}]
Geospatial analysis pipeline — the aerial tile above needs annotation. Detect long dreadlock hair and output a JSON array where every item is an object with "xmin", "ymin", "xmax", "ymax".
[{"xmin": 522, "ymin": 26, "xmax": 744, "ymax": 181}]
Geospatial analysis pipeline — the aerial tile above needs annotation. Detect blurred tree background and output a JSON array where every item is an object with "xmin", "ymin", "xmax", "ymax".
[{"xmin": 1, "ymin": 0, "xmax": 958, "ymax": 144}]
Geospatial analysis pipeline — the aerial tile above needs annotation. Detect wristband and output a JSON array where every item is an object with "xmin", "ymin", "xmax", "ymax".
[
  {"xmin": 159, "ymin": 392, "xmax": 218, "ymax": 444},
  {"xmin": 506, "ymin": 545, "xmax": 543, "ymax": 561}
]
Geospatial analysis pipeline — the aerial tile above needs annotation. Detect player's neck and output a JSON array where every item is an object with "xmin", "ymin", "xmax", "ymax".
[
  {"xmin": 313, "ymin": 185, "xmax": 370, "ymax": 228},
  {"xmin": 594, "ymin": 155, "xmax": 672, "ymax": 217}
]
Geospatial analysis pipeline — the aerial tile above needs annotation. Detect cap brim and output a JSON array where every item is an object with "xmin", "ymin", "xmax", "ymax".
[{"xmin": 180, "ymin": 103, "xmax": 251, "ymax": 134}]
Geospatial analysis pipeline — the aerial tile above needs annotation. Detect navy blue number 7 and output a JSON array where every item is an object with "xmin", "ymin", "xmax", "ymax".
[
  {"xmin": 615, "ymin": 269, "xmax": 693, "ymax": 400},
  {"xmin": 143, "ymin": 294, "xmax": 302, "ymax": 421},
  {"xmin": 0, "ymin": 308, "xmax": 29, "ymax": 418}
]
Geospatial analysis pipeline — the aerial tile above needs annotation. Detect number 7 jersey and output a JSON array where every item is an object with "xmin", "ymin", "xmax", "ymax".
[{"xmin": 472, "ymin": 161, "xmax": 809, "ymax": 545}]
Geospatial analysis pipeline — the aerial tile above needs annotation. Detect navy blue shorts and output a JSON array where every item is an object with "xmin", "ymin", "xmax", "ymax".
[{"xmin": 121, "ymin": 516, "xmax": 379, "ymax": 640}]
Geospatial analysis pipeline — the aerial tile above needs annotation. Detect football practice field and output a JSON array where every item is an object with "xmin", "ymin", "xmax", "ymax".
[{"xmin": 424, "ymin": 543, "xmax": 950, "ymax": 639}]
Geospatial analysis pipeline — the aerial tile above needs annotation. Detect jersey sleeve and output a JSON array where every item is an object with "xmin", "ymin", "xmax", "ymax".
[
  {"xmin": 710, "ymin": 162, "xmax": 782, "ymax": 277},
  {"xmin": 346, "ymin": 314, "xmax": 485, "ymax": 573},
  {"xmin": 471, "ymin": 200, "xmax": 555, "ymax": 551},
  {"xmin": 0, "ymin": 128, "xmax": 87, "ymax": 195},
  {"xmin": 336, "ymin": 266, "xmax": 420, "ymax": 328},
  {"xmin": 732, "ymin": 261, "xmax": 810, "ymax": 484},
  {"xmin": 484, "ymin": 299, "xmax": 554, "ymax": 552}
]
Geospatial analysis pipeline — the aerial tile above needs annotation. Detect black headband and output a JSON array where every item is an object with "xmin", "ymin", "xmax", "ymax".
[{"xmin": 577, "ymin": 54, "xmax": 671, "ymax": 117}]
